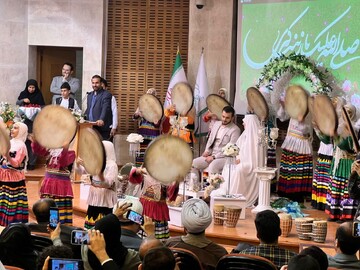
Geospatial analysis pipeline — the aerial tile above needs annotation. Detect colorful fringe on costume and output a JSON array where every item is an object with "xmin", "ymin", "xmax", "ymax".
[
  {"xmin": 325, "ymin": 158, "xmax": 358, "ymax": 220},
  {"xmin": 154, "ymin": 220, "xmax": 170, "ymax": 239},
  {"xmin": 278, "ymin": 149, "xmax": 313, "ymax": 202},
  {"xmin": 312, "ymin": 154, "xmax": 332, "ymax": 210},
  {"xmin": 0, "ymin": 180, "xmax": 28, "ymax": 226}
]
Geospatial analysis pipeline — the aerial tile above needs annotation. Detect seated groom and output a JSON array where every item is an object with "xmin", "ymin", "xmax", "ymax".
[{"xmin": 192, "ymin": 105, "xmax": 240, "ymax": 175}]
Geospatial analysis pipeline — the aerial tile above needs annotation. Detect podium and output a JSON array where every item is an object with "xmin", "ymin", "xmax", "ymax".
[{"xmin": 251, "ymin": 167, "xmax": 277, "ymax": 214}]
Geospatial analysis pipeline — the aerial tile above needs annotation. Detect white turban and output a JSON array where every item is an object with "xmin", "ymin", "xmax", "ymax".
[{"xmin": 181, "ymin": 198, "xmax": 212, "ymax": 233}]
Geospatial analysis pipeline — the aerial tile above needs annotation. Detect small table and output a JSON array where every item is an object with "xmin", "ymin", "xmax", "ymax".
[
  {"xmin": 252, "ymin": 167, "xmax": 277, "ymax": 214},
  {"xmin": 210, "ymin": 195, "xmax": 247, "ymax": 220}
]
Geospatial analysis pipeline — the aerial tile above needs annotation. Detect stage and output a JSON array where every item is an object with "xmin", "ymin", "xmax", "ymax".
[{"xmin": 25, "ymin": 180, "xmax": 338, "ymax": 255}]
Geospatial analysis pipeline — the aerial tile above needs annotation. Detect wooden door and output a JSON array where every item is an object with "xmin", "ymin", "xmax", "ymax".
[{"xmin": 37, "ymin": 47, "xmax": 82, "ymax": 105}]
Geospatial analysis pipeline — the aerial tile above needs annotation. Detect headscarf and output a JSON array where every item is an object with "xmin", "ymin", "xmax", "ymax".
[
  {"xmin": 181, "ymin": 198, "xmax": 212, "ymax": 233},
  {"xmin": 12, "ymin": 122, "xmax": 28, "ymax": 143},
  {"xmin": 87, "ymin": 214, "xmax": 128, "ymax": 270},
  {"xmin": 10, "ymin": 122, "xmax": 28, "ymax": 168},
  {"xmin": 217, "ymin": 87, "xmax": 228, "ymax": 101},
  {"xmin": 17, "ymin": 79, "xmax": 45, "ymax": 106},
  {"xmin": 146, "ymin": 88, "xmax": 157, "ymax": 96}
]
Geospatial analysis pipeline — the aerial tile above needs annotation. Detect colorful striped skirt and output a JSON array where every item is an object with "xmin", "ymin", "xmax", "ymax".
[
  {"xmin": 84, "ymin": 205, "xmax": 113, "ymax": 229},
  {"xmin": 154, "ymin": 220, "xmax": 170, "ymax": 239},
  {"xmin": 41, "ymin": 194, "xmax": 73, "ymax": 225},
  {"xmin": 277, "ymin": 149, "xmax": 313, "ymax": 202},
  {"xmin": 267, "ymin": 148, "xmax": 277, "ymax": 192},
  {"xmin": 311, "ymin": 154, "xmax": 332, "ymax": 210},
  {"xmin": 135, "ymin": 139, "xmax": 151, "ymax": 167},
  {"xmin": 325, "ymin": 158, "xmax": 358, "ymax": 220},
  {"xmin": 0, "ymin": 180, "xmax": 28, "ymax": 226}
]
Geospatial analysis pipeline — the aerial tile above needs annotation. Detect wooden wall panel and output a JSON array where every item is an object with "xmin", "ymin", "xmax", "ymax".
[{"xmin": 106, "ymin": 0, "xmax": 189, "ymax": 134}]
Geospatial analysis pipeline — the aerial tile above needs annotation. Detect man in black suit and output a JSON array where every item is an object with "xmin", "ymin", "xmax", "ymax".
[{"xmin": 85, "ymin": 75, "xmax": 113, "ymax": 140}]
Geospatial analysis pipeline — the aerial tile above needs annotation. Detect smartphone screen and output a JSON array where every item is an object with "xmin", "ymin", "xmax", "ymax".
[
  {"xmin": 48, "ymin": 258, "xmax": 84, "ymax": 270},
  {"xmin": 49, "ymin": 207, "xmax": 59, "ymax": 229},
  {"xmin": 71, "ymin": 230, "xmax": 89, "ymax": 245},
  {"xmin": 126, "ymin": 210, "xmax": 144, "ymax": 225},
  {"xmin": 353, "ymin": 222, "xmax": 360, "ymax": 237}
]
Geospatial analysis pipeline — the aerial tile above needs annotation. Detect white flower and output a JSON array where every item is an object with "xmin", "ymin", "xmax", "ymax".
[
  {"xmin": 126, "ymin": 133, "xmax": 144, "ymax": 143},
  {"xmin": 222, "ymin": 143, "xmax": 239, "ymax": 157}
]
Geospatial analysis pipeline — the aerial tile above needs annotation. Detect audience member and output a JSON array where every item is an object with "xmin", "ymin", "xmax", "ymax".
[
  {"xmin": 16, "ymin": 79, "xmax": 45, "ymax": 170},
  {"xmin": 0, "ymin": 122, "xmax": 29, "ymax": 226},
  {"xmin": 101, "ymin": 78, "xmax": 118, "ymax": 139},
  {"xmin": 139, "ymin": 236, "xmax": 164, "ymax": 260},
  {"xmin": 50, "ymin": 62, "xmax": 80, "ymax": 104},
  {"xmin": 82, "ymin": 202, "xmax": 140, "ymax": 270},
  {"xmin": 139, "ymin": 246, "xmax": 176, "ymax": 270},
  {"xmin": 38, "ymin": 245, "xmax": 74, "ymax": 270},
  {"xmin": 299, "ymin": 246, "xmax": 328, "ymax": 270},
  {"xmin": 85, "ymin": 75, "xmax": 113, "ymax": 140},
  {"xmin": 238, "ymin": 210, "xmax": 296, "ymax": 269},
  {"xmin": 282, "ymin": 254, "xmax": 320, "ymax": 270},
  {"xmin": 192, "ymin": 105, "xmax": 240, "ymax": 175},
  {"xmin": 165, "ymin": 198, "xmax": 227, "ymax": 270},
  {"xmin": 54, "ymin": 82, "xmax": 80, "ymax": 110},
  {"xmin": 327, "ymin": 221, "xmax": 360, "ymax": 269},
  {"xmin": 117, "ymin": 196, "xmax": 144, "ymax": 251},
  {"xmin": 32, "ymin": 140, "xmax": 75, "ymax": 225}
]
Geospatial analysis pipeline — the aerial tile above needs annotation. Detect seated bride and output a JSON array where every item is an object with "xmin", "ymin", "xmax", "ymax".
[{"xmin": 211, "ymin": 114, "xmax": 261, "ymax": 207}]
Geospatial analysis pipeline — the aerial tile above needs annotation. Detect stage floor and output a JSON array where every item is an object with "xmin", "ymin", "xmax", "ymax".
[{"xmin": 25, "ymin": 180, "xmax": 339, "ymax": 254}]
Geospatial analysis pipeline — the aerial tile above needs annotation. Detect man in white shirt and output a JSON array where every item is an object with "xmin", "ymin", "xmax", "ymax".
[
  {"xmin": 50, "ymin": 62, "xmax": 80, "ymax": 104},
  {"xmin": 53, "ymin": 82, "xmax": 80, "ymax": 110},
  {"xmin": 192, "ymin": 106, "xmax": 240, "ymax": 174},
  {"xmin": 101, "ymin": 78, "xmax": 118, "ymax": 138}
]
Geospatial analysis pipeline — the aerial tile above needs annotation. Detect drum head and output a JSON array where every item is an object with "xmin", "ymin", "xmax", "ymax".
[
  {"xmin": 206, "ymin": 94, "xmax": 230, "ymax": 120},
  {"xmin": 0, "ymin": 123, "xmax": 10, "ymax": 156},
  {"xmin": 78, "ymin": 127, "xmax": 106, "ymax": 176},
  {"xmin": 171, "ymin": 82, "xmax": 194, "ymax": 116},
  {"xmin": 33, "ymin": 105, "xmax": 77, "ymax": 149},
  {"xmin": 313, "ymin": 95, "xmax": 337, "ymax": 137},
  {"xmin": 139, "ymin": 94, "xmax": 164, "ymax": 123},
  {"xmin": 246, "ymin": 87, "xmax": 269, "ymax": 121},
  {"xmin": 285, "ymin": 85, "xmax": 309, "ymax": 122},
  {"xmin": 144, "ymin": 135, "xmax": 193, "ymax": 185}
]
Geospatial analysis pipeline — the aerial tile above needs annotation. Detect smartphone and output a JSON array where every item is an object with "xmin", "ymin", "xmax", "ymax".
[
  {"xmin": 126, "ymin": 210, "xmax": 144, "ymax": 225},
  {"xmin": 48, "ymin": 258, "xmax": 84, "ymax": 270},
  {"xmin": 71, "ymin": 230, "xmax": 89, "ymax": 245},
  {"xmin": 49, "ymin": 207, "xmax": 59, "ymax": 229},
  {"xmin": 353, "ymin": 222, "xmax": 360, "ymax": 237}
]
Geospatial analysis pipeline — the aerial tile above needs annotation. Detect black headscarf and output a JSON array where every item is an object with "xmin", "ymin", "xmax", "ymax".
[
  {"xmin": 17, "ymin": 79, "xmax": 45, "ymax": 106},
  {"xmin": 88, "ymin": 214, "xmax": 128, "ymax": 269}
]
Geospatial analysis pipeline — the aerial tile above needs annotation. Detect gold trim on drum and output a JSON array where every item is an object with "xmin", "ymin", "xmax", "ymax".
[
  {"xmin": 33, "ymin": 105, "xmax": 77, "ymax": 149},
  {"xmin": 144, "ymin": 135, "xmax": 193, "ymax": 185}
]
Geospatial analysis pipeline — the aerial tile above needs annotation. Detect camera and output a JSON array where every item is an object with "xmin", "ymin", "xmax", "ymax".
[
  {"xmin": 195, "ymin": 0, "xmax": 205, "ymax": 9},
  {"xmin": 353, "ymin": 221, "xmax": 360, "ymax": 237}
]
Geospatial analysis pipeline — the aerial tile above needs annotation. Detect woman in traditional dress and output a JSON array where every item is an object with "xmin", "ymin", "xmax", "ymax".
[
  {"xmin": 83, "ymin": 141, "xmax": 118, "ymax": 229},
  {"xmin": 213, "ymin": 114, "xmax": 260, "ymax": 207},
  {"xmin": 129, "ymin": 166, "xmax": 178, "ymax": 239},
  {"xmin": 0, "ymin": 122, "xmax": 29, "ymax": 226},
  {"xmin": 325, "ymin": 104, "xmax": 358, "ymax": 222},
  {"xmin": 277, "ymin": 98, "xmax": 313, "ymax": 203},
  {"xmin": 31, "ymin": 139, "xmax": 75, "ymax": 225},
  {"xmin": 133, "ymin": 88, "xmax": 161, "ymax": 167},
  {"xmin": 16, "ymin": 79, "xmax": 45, "ymax": 170}
]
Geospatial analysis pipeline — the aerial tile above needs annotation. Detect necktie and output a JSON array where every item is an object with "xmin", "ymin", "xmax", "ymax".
[{"xmin": 89, "ymin": 93, "xmax": 97, "ymax": 121}]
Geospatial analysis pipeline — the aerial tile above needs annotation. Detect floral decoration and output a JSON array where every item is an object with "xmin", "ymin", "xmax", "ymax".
[
  {"xmin": 256, "ymin": 52, "xmax": 333, "ymax": 94},
  {"xmin": 0, "ymin": 102, "xmax": 16, "ymax": 128},
  {"xmin": 204, "ymin": 173, "xmax": 224, "ymax": 198},
  {"xmin": 71, "ymin": 109, "xmax": 85, "ymax": 123},
  {"xmin": 222, "ymin": 143, "xmax": 239, "ymax": 157},
  {"xmin": 126, "ymin": 133, "xmax": 144, "ymax": 143}
]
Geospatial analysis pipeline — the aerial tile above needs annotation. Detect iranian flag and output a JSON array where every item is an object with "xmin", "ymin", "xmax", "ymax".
[
  {"xmin": 194, "ymin": 51, "xmax": 209, "ymax": 137},
  {"xmin": 164, "ymin": 49, "xmax": 188, "ymax": 108}
]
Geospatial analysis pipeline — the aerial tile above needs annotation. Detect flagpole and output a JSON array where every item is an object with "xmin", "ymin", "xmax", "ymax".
[{"xmin": 198, "ymin": 113, "xmax": 202, "ymax": 157}]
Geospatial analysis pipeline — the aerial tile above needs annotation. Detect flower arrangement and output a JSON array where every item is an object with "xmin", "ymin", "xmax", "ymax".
[
  {"xmin": 71, "ymin": 109, "xmax": 85, "ymax": 123},
  {"xmin": 126, "ymin": 133, "xmax": 144, "ymax": 143},
  {"xmin": 204, "ymin": 173, "xmax": 224, "ymax": 198},
  {"xmin": 0, "ymin": 102, "xmax": 16, "ymax": 128},
  {"xmin": 222, "ymin": 143, "xmax": 239, "ymax": 157},
  {"xmin": 256, "ymin": 53, "xmax": 332, "ymax": 94}
]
